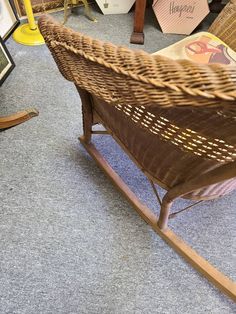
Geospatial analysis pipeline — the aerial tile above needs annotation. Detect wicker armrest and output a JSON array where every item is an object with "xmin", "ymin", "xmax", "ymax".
[{"xmin": 208, "ymin": 0, "xmax": 236, "ymax": 51}]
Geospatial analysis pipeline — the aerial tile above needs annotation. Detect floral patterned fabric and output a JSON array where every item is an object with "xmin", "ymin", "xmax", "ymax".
[{"xmin": 153, "ymin": 32, "xmax": 236, "ymax": 65}]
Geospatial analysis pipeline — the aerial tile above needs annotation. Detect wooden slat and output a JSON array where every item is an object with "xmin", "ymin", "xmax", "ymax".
[
  {"xmin": 79, "ymin": 137, "xmax": 236, "ymax": 302},
  {"xmin": 92, "ymin": 130, "xmax": 109, "ymax": 135}
]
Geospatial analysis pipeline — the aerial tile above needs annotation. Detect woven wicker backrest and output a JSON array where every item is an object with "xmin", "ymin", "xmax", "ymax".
[
  {"xmin": 38, "ymin": 15, "xmax": 236, "ymax": 170},
  {"xmin": 38, "ymin": 15, "xmax": 236, "ymax": 109}
]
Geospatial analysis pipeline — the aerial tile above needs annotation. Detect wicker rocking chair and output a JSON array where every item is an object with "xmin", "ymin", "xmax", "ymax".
[{"xmin": 38, "ymin": 1, "xmax": 236, "ymax": 301}]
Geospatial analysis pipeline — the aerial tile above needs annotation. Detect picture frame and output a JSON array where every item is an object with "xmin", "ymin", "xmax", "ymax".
[
  {"xmin": 0, "ymin": 37, "xmax": 15, "ymax": 86},
  {"xmin": 13, "ymin": 0, "xmax": 64, "ymax": 18},
  {"xmin": 0, "ymin": 0, "xmax": 20, "ymax": 41},
  {"xmin": 13, "ymin": 0, "xmax": 94, "ymax": 18}
]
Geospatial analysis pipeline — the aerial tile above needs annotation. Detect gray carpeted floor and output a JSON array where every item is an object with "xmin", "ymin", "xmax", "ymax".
[{"xmin": 0, "ymin": 4, "xmax": 236, "ymax": 314}]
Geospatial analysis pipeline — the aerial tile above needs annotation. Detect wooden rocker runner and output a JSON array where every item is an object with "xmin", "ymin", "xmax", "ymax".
[
  {"xmin": 38, "ymin": 1, "xmax": 236, "ymax": 302},
  {"xmin": 0, "ymin": 109, "xmax": 38, "ymax": 130}
]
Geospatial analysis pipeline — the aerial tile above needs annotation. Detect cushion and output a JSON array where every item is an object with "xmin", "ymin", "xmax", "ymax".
[{"xmin": 153, "ymin": 32, "xmax": 236, "ymax": 65}]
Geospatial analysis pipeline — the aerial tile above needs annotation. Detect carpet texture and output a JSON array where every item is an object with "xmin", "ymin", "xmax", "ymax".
[{"xmin": 0, "ymin": 4, "xmax": 235, "ymax": 314}]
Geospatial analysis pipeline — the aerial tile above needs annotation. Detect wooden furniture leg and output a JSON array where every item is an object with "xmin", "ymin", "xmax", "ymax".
[
  {"xmin": 63, "ymin": 0, "xmax": 96, "ymax": 25},
  {"xmin": 130, "ymin": 0, "xmax": 147, "ymax": 44},
  {"xmin": 81, "ymin": 0, "xmax": 97, "ymax": 22},
  {"xmin": 63, "ymin": 0, "xmax": 69, "ymax": 24},
  {"xmin": 77, "ymin": 87, "xmax": 93, "ymax": 143},
  {"xmin": 0, "ymin": 108, "xmax": 38, "ymax": 130},
  {"xmin": 209, "ymin": 0, "xmax": 225, "ymax": 13}
]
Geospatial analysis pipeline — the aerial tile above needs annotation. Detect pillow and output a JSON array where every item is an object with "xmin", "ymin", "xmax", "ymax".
[{"xmin": 153, "ymin": 32, "xmax": 236, "ymax": 65}]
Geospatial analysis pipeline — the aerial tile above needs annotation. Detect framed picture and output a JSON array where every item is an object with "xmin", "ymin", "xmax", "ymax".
[
  {"xmin": 13, "ymin": 0, "xmax": 64, "ymax": 17},
  {"xmin": 0, "ymin": 37, "xmax": 15, "ymax": 86},
  {"xmin": 0, "ymin": 0, "xmax": 20, "ymax": 40},
  {"xmin": 13, "ymin": 0, "xmax": 94, "ymax": 18}
]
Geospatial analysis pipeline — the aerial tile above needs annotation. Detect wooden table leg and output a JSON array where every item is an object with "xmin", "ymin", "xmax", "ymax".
[
  {"xmin": 0, "ymin": 108, "xmax": 39, "ymax": 130},
  {"xmin": 209, "ymin": 0, "xmax": 225, "ymax": 13},
  {"xmin": 130, "ymin": 0, "xmax": 147, "ymax": 45}
]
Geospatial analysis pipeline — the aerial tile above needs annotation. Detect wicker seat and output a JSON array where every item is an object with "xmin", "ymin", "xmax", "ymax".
[{"xmin": 38, "ymin": 1, "xmax": 236, "ymax": 301}]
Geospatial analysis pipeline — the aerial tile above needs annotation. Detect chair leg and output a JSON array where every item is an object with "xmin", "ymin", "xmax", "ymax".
[
  {"xmin": 158, "ymin": 196, "xmax": 173, "ymax": 230},
  {"xmin": 63, "ymin": 0, "xmax": 69, "ymax": 25},
  {"xmin": 130, "ymin": 0, "xmax": 147, "ymax": 44},
  {"xmin": 76, "ymin": 87, "xmax": 93, "ymax": 143},
  {"xmin": 81, "ymin": 0, "xmax": 97, "ymax": 22}
]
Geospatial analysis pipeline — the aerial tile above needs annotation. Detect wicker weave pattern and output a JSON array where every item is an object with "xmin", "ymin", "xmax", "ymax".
[
  {"xmin": 208, "ymin": 0, "xmax": 236, "ymax": 51},
  {"xmin": 92, "ymin": 95, "xmax": 236, "ymax": 198},
  {"xmin": 115, "ymin": 104, "xmax": 236, "ymax": 162},
  {"xmin": 38, "ymin": 14, "xmax": 236, "ymax": 200},
  {"xmin": 39, "ymin": 16, "xmax": 236, "ymax": 108}
]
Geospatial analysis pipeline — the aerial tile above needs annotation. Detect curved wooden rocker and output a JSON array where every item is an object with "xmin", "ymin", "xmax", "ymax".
[
  {"xmin": 0, "ymin": 109, "xmax": 38, "ymax": 130},
  {"xmin": 38, "ymin": 2, "xmax": 236, "ymax": 302}
]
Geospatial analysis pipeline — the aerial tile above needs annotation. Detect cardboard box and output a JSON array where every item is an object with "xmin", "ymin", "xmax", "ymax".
[
  {"xmin": 95, "ymin": 0, "xmax": 135, "ymax": 15},
  {"xmin": 153, "ymin": 0, "xmax": 210, "ymax": 35}
]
